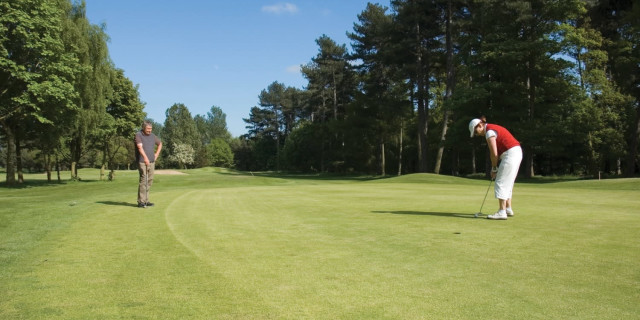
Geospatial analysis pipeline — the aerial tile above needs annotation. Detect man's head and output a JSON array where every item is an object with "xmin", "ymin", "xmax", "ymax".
[{"xmin": 142, "ymin": 120, "xmax": 153, "ymax": 135}]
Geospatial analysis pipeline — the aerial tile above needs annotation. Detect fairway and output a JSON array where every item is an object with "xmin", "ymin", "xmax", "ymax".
[{"xmin": 1, "ymin": 169, "xmax": 639, "ymax": 319}]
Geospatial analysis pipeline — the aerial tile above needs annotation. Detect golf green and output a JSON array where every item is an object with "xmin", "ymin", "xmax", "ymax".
[{"xmin": 1, "ymin": 169, "xmax": 638, "ymax": 319}]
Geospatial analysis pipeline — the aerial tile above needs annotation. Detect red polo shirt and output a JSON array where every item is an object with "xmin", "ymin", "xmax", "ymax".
[{"xmin": 486, "ymin": 124, "xmax": 520, "ymax": 156}]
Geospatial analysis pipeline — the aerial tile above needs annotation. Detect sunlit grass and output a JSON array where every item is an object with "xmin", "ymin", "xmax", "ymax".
[{"xmin": 1, "ymin": 169, "xmax": 638, "ymax": 319}]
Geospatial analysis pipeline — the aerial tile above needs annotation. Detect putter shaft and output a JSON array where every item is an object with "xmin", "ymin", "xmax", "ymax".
[{"xmin": 477, "ymin": 179, "xmax": 493, "ymax": 215}]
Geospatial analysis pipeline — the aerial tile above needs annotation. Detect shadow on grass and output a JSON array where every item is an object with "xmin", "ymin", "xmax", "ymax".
[
  {"xmin": 241, "ymin": 171, "xmax": 392, "ymax": 182},
  {"xmin": 373, "ymin": 210, "xmax": 478, "ymax": 219},
  {"xmin": 1, "ymin": 178, "xmax": 101, "ymax": 189},
  {"xmin": 1, "ymin": 180, "xmax": 69, "ymax": 189},
  {"xmin": 96, "ymin": 201, "xmax": 139, "ymax": 208},
  {"xmin": 465, "ymin": 173, "xmax": 598, "ymax": 184}
]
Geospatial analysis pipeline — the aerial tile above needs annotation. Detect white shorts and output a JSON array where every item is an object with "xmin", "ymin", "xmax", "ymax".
[{"xmin": 495, "ymin": 146, "xmax": 522, "ymax": 200}]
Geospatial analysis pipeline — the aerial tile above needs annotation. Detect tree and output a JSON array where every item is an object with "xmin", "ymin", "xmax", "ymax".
[
  {"xmin": 391, "ymin": 0, "xmax": 446, "ymax": 172},
  {"xmin": 242, "ymin": 105, "xmax": 277, "ymax": 170},
  {"xmin": 65, "ymin": 0, "xmax": 112, "ymax": 180},
  {"xmin": 206, "ymin": 138, "xmax": 233, "ymax": 167},
  {"xmin": 456, "ymin": 0, "xmax": 585, "ymax": 177},
  {"xmin": 590, "ymin": 0, "xmax": 640, "ymax": 176},
  {"xmin": 302, "ymin": 35, "xmax": 354, "ymax": 122},
  {"xmin": 162, "ymin": 103, "xmax": 199, "ymax": 168},
  {"xmin": 282, "ymin": 121, "xmax": 323, "ymax": 172},
  {"xmin": 167, "ymin": 142, "xmax": 194, "ymax": 169},
  {"xmin": 95, "ymin": 68, "xmax": 145, "ymax": 180},
  {"xmin": 1, "ymin": 0, "xmax": 80, "ymax": 185},
  {"xmin": 195, "ymin": 105, "xmax": 231, "ymax": 146},
  {"xmin": 434, "ymin": 0, "xmax": 467, "ymax": 174},
  {"xmin": 301, "ymin": 35, "xmax": 356, "ymax": 172},
  {"xmin": 258, "ymin": 81, "xmax": 287, "ymax": 171},
  {"xmin": 349, "ymin": 3, "xmax": 412, "ymax": 175}
]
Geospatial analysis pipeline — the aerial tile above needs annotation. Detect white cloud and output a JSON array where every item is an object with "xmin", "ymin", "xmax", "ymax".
[
  {"xmin": 286, "ymin": 64, "xmax": 301, "ymax": 73},
  {"xmin": 262, "ymin": 3, "xmax": 299, "ymax": 15}
]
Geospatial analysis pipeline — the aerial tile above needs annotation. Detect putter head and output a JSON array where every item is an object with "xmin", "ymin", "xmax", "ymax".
[{"xmin": 474, "ymin": 212, "xmax": 481, "ymax": 218}]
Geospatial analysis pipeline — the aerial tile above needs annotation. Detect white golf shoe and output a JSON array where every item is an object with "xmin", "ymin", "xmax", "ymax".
[
  {"xmin": 487, "ymin": 211, "xmax": 508, "ymax": 220},
  {"xmin": 506, "ymin": 209, "xmax": 514, "ymax": 217}
]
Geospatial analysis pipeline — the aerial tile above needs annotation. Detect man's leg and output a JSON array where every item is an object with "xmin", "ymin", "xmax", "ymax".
[
  {"xmin": 145, "ymin": 162, "xmax": 155, "ymax": 206},
  {"xmin": 138, "ymin": 162, "xmax": 147, "ymax": 206}
]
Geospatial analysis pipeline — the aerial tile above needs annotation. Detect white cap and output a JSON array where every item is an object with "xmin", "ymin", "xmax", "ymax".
[{"xmin": 469, "ymin": 118, "xmax": 482, "ymax": 137}]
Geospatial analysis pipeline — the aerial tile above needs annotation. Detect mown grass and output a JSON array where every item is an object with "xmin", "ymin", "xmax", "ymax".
[{"xmin": 1, "ymin": 168, "xmax": 638, "ymax": 319}]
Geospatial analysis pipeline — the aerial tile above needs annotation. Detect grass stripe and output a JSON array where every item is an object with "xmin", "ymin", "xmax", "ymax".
[{"xmin": 1, "ymin": 169, "xmax": 638, "ymax": 319}]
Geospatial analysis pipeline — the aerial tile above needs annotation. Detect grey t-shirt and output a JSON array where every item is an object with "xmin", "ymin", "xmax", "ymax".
[{"xmin": 135, "ymin": 131, "xmax": 161, "ymax": 163}]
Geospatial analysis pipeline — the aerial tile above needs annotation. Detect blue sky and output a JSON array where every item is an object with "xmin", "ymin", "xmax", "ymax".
[{"xmin": 85, "ymin": 1, "xmax": 386, "ymax": 137}]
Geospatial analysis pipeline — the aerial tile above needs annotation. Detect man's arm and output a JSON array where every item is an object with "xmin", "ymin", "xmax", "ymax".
[
  {"xmin": 154, "ymin": 142, "xmax": 162, "ymax": 161},
  {"xmin": 137, "ymin": 143, "xmax": 150, "ymax": 165}
]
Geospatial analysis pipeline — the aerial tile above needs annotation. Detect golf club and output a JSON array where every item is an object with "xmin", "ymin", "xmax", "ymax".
[
  {"xmin": 474, "ymin": 178, "xmax": 493, "ymax": 218},
  {"xmin": 144, "ymin": 164, "xmax": 149, "ymax": 208}
]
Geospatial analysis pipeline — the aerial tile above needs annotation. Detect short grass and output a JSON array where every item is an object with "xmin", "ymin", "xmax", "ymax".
[{"xmin": 1, "ymin": 168, "xmax": 638, "ymax": 319}]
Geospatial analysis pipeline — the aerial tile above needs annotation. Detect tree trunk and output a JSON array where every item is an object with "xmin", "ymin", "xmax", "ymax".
[
  {"xmin": 70, "ymin": 136, "xmax": 81, "ymax": 180},
  {"xmin": 471, "ymin": 148, "xmax": 476, "ymax": 174},
  {"xmin": 275, "ymin": 105, "xmax": 280, "ymax": 172},
  {"xmin": 71, "ymin": 162, "xmax": 77, "ymax": 180},
  {"xmin": 332, "ymin": 72, "xmax": 338, "ymax": 121},
  {"xmin": 524, "ymin": 146, "xmax": 534, "ymax": 177},
  {"xmin": 398, "ymin": 122, "xmax": 403, "ymax": 176},
  {"xmin": 435, "ymin": 110, "xmax": 449, "ymax": 174},
  {"xmin": 624, "ymin": 105, "xmax": 639, "ymax": 177},
  {"xmin": 435, "ymin": 0, "xmax": 454, "ymax": 175},
  {"xmin": 3, "ymin": 124, "xmax": 16, "ymax": 185},
  {"xmin": 417, "ymin": 100, "xmax": 428, "ymax": 173},
  {"xmin": 380, "ymin": 141, "xmax": 386, "ymax": 176},
  {"xmin": 15, "ymin": 135, "xmax": 23, "ymax": 183},
  {"xmin": 101, "ymin": 144, "xmax": 109, "ymax": 180},
  {"xmin": 45, "ymin": 153, "xmax": 52, "ymax": 182},
  {"xmin": 451, "ymin": 146, "xmax": 459, "ymax": 176},
  {"xmin": 56, "ymin": 153, "xmax": 61, "ymax": 182},
  {"xmin": 415, "ymin": 22, "xmax": 429, "ymax": 173},
  {"xmin": 525, "ymin": 64, "xmax": 535, "ymax": 178}
]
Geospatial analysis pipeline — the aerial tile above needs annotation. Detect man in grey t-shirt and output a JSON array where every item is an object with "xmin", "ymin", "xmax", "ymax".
[{"xmin": 135, "ymin": 120, "xmax": 162, "ymax": 208}]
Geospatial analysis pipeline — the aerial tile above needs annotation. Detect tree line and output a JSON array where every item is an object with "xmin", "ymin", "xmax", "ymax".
[
  {"xmin": 1, "ymin": 0, "xmax": 233, "ymax": 185},
  {"xmin": 2, "ymin": 0, "xmax": 639, "ymax": 186},
  {"xmin": 241, "ymin": 0, "xmax": 639, "ymax": 178}
]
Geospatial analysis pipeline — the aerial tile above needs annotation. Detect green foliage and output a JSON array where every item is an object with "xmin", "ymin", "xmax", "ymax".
[
  {"xmin": 242, "ymin": 0, "xmax": 638, "ymax": 177},
  {"xmin": 167, "ymin": 142, "xmax": 194, "ymax": 169},
  {"xmin": 2, "ymin": 0, "xmax": 639, "ymax": 181},
  {"xmin": 282, "ymin": 121, "xmax": 323, "ymax": 172},
  {"xmin": 64, "ymin": 1, "xmax": 113, "ymax": 179},
  {"xmin": 205, "ymin": 138, "xmax": 233, "ymax": 168},
  {"xmin": 162, "ymin": 103, "xmax": 200, "ymax": 163},
  {"xmin": 194, "ymin": 105, "xmax": 231, "ymax": 145},
  {"xmin": 0, "ymin": 0, "xmax": 81, "ymax": 184}
]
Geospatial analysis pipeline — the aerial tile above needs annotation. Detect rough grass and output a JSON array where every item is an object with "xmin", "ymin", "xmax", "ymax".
[{"xmin": 1, "ymin": 169, "xmax": 638, "ymax": 319}]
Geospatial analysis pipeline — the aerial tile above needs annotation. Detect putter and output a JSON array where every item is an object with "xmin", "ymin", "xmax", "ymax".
[
  {"xmin": 144, "ymin": 164, "xmax": 149, "ymax": 208},
  {"xmin": 474, "ymin": 179, "xmax": 493, "ymax": 218}
]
